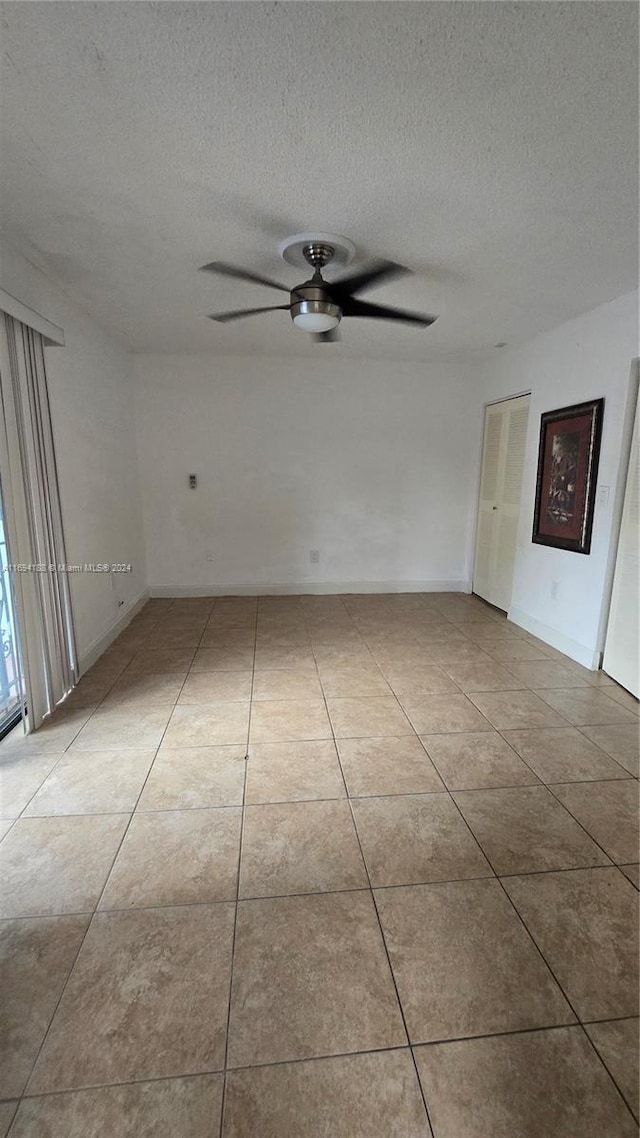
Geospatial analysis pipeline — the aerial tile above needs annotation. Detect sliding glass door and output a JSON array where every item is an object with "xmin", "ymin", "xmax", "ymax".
[
  {"xmin": 0, "ymin": 474, "xmax": 23, "ymax": 735},
  {"xmin": 0, "ymin": 311, "xmax": 77, "ymax": 732}
]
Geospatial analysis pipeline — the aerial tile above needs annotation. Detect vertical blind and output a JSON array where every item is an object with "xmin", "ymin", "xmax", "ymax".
[{"xmin": 0, "ymin": 311, "xmax": 77, "ymax": 730}]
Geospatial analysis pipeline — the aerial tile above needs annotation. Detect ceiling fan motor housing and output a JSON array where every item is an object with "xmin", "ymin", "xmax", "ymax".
[
  {"xmin": 290, "ymin": 244, "xmax": 342, "ymax": 326},
  {"xmin": 288, "ymin": 243, "xmax": 339, "ymax": 325},
  {"xmin": 289, "ymin": 283, "xmax": 341, "ymax": 327}
]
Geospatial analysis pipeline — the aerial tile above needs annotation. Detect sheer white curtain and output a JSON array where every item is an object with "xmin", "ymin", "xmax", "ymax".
[{"xmin": 0, "ymin": 311, "xmax": 77, "ymax": 730}]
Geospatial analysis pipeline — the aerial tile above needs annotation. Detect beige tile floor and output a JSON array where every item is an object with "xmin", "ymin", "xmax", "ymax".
[{"xmin": 0, "ymin": 591, "xmax": 638, "ymax": 1136}]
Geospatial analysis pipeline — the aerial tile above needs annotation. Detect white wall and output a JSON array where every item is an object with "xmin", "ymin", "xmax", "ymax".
[
  {"xmin": 133, "ymin": 353, "xmax": 479, "ymax": 594},
  {"xmin": 478, "ymin": 289, "xmax": 639, "ymax": 668},
  {"xmin": 0, "ymin": 239, "xmax": 147, "ymax": 667}
]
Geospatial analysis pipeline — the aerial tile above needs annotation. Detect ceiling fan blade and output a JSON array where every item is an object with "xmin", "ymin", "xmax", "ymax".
[
  {"xmin": 208, "ymin": 305, "xmax": 290, "ymax": 323},
  {"xmin": 329, "ymin": 260, "xmax": 410, "ymax": 298},
  {"xmin": 200, "ymin": 262, "xmax": 290, "ymax": 293},
  {"xmin": 341, "ymin": 298, "xmax": 437, "ymax": 326},
  {"xmin": 313, "ymin": 327, "xmax": 341, "ymax": 343}
]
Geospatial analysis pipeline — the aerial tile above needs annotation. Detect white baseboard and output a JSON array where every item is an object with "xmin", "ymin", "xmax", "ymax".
[
  {"xmin": 508, "ymin": 607, "xmax": 600, "ymax": 670},
  {"xmin": 149, "ymin": 579, "xmax": 472, "ymax": 598},
  {"xmin": 77, "ymin": 590, "xmax": 149, "ymax": 675}
]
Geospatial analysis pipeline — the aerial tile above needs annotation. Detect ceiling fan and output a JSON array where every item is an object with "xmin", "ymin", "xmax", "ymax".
[{"xmin": 200, "ymin": 240, "xmax": 437, "ymax": 342}]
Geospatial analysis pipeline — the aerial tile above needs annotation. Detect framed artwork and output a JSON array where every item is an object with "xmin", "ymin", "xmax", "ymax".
[{"xmin": 532, "ymin": 398, "xmax": 604, "ymax": 554}]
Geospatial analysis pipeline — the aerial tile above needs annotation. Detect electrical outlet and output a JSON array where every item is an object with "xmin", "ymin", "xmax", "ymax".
[{"xmin": 310, "ymin": 549, "xmax": 320, "ymax": 564}]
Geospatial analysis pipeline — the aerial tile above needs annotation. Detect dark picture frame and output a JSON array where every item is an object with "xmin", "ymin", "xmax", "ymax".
[{"xmin": 532, "ymin": 398, "xmax": 604, "ymax": 554}]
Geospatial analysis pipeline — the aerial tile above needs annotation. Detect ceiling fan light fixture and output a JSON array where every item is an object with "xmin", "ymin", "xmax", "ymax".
[{"xmin": 291, "ymin": 300, "xmax": 341, "ymax": 334}]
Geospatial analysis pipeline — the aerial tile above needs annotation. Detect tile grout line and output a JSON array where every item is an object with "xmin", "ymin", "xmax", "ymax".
[
  {"xmin": 495, "ymin": 870, "xmax": 640, "ymax": 1126},
  {"xmin": 578, "ymin": 1021, "xmax": 640, "ymax": 1124},
  {"xmin": 425, "ymin": 767, "xmax": 640, "ymax": 1120},
  {"xmin": 479, "ymin": 720, "xmax": 637, "ymax": 866},
  {"xmin": 10, "ymin": 752, "xmax": 71, "ymax": 823},
  {"xmin": 346, "ymin": 802, "xmax": 438, "ymax": 1134},
  {"xmin": 572, "ymin": 717, "xmax": 639, "ymax": 767},
  {"xmin": 12, "ymin": 600, "xmax": 205, "ymax": 1108},
  {"xmin": 440, "ymin": 778, "xmax": 638, "ymax": 1056},
  {"xmin": 15, "ymin": 700, "xmax": 181, "ymax": 823},
  {"xmin": 308, "ymin": 597, "xmax": 438, "ymax": 1135},
  {"xmin": 90, "ymin": 611, "xmax": 200, "ymax": 910},
  {"xmin": 4, "ymin": 859, "xmax": 638, "ymax": 926},
  {"xmin": 539, "ymin": 781, "xmax": 631, "ymax": 867},
  {"xmin": 12, "ymin": 602, "xmax": 197, "ymax": 820},
  {"xmin": 217, "ymin": 598, "xmax": 257, "ymax": 1138},
  {"xmin": 6, "ymin": 1019, "xmax": 639, "ymax": 1108},
  {"xmin": 473, "ymin": 710, "xmax": 633, "ymax": 860},
  {"xmin": 477, "ymin": 700, "xmax": 632, "ymax": 777},
  {"xmin": 4, "ymin": 745, "xmax": 636, "ymax": 828}
]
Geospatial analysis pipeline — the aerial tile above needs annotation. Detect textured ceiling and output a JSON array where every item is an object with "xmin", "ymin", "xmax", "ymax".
[{"xmin": 0, "ymin": 1, "xmax": 637, "ymax": 360}]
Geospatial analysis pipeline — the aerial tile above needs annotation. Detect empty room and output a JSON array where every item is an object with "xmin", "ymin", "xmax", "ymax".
[{"xmin": 0, "ymin": 2, "xmax": 638, "ymax": 1135}]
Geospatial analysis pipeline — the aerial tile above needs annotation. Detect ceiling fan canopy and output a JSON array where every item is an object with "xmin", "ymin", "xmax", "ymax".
[{"xmin": 200, "ymin": 239, "xmax": 437, "ymax": 342}]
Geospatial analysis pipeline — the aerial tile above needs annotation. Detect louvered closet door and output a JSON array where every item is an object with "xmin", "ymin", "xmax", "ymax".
[
  {"xmin": 474, "ymin": 395, "xmax": 530, "ymax": 612},
  {"xmin": 603, "ymin": 385, "xmax": 639, "ymax": 696}
]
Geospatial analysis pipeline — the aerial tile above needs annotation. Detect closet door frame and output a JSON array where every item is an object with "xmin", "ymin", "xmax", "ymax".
[
  {"xmin": 601, "ymin": 359, "xmax": 639, "ymax": 692},
  {"xmin": 472, "ymin": 390, "xmax": 531, "ymax": 612}
]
